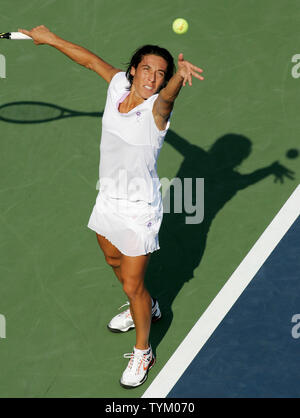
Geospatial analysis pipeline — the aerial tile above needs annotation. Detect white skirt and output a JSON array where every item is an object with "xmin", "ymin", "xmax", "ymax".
[{"xmin": 87, "ymin": 191, "xmax": 163, "ymax": 256}]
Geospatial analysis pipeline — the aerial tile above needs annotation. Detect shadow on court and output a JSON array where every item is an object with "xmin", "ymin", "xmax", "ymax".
[
  {"xmin": 0, "ymin": 101, "xmax": 102, "ymax": 123},
  {"xmin": 145, "ymin": 130, "xmax": 296, "ymax": 356}
]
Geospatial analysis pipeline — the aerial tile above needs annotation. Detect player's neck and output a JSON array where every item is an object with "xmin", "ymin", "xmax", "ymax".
[
  {"xmin": 120, "ymin": 89, "xmax": 144, "ymax": 112},
  {"xmin": 130, "ymin": 87, "xmax": 145, "ymax": 104}
]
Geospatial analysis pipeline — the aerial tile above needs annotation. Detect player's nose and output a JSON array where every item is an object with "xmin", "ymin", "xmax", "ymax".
[{"xmin": 148, "ymin": 71, "xmax": 156, "ymax": 82}]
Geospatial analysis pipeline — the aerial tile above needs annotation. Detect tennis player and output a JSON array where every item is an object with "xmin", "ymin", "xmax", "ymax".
[{"xmin": 19, "ymin": 25, "xmax": 204, "ymax": 388}]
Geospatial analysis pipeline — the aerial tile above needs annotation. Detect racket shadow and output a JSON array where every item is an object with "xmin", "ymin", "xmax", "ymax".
[{"xmin": 0, "ymin": 101, "xmax": 103, "ymax": 124}]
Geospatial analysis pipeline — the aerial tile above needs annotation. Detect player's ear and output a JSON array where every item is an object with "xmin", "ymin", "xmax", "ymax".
[{"xmin": 130, "ymin": 66, "xmax": 136, "ymax": 77}]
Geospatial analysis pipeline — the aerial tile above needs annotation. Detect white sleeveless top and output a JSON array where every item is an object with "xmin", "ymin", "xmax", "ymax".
[{"xmin": 99, "ymin": 71, "xmax": 171, "ymax": 203}]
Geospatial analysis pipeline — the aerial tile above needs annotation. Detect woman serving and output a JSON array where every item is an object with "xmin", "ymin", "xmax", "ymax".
[{"xmin": 19, "ymin": 25, "xmax": 204, "ymax": 388}]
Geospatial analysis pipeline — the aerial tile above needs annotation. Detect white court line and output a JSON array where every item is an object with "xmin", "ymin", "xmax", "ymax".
[{"xmin": 142, "ymin": 184, "xmax": 300, "ymax": 398}]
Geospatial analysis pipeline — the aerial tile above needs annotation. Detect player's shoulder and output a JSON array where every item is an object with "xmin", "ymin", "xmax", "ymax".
[{"xmin": 109, "ymin": 71, "xmax": 129, "ymax": 90}]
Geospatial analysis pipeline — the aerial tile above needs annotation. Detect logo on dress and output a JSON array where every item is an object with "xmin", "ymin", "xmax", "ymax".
[
  {"xmin": 136, "ymin": 111, "xmax": 142, "ymax": 123},
  {"xmin": 147, "ymin": 221, "xmax": 152, "ymax": 228}
]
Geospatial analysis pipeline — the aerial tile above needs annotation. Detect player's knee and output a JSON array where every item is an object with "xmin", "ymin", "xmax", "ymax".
[
  {"xmin": 105, "ymin": 255, "xmax": 121, "ymax": 269},
  {"xmin": 122, "ymin": 277, "xmax": 144, "ymax": 300}
]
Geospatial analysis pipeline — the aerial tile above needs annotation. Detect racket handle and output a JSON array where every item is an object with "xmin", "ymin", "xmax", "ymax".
[{"xmin": 10, "ymin": 32, "xmax": 32, "ymax": 40}]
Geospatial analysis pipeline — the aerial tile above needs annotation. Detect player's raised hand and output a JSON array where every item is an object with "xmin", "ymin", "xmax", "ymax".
[
  {"xmin": 18, "ymin": 25, "xmax": 56, "ymax": 45},
  {"xmin": 270, "ymin": 161, "xmax": 295, "ymax": 183},
  {"xmin": 177, "ymin": 53, "xmax": 204, "ymax": 87}
]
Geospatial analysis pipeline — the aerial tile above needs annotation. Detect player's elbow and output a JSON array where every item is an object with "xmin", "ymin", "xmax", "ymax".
[
  {"xmin": 85, "ymin": 55, "xmax": 101, "ymax": 72},
  {"xmin": 85, "ymin": 61, "xmax": 94, "ymax": 71}
]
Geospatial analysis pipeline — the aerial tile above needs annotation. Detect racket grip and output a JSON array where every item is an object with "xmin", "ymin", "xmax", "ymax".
[{"xmin": 10, "ymin": 32, "xmax": 32, "ymax": 40}]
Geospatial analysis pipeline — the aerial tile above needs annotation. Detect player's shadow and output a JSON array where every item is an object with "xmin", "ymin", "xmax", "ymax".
[{"xmin": 145, "ymin": 131, "xmax": 296, "ymax": 355}]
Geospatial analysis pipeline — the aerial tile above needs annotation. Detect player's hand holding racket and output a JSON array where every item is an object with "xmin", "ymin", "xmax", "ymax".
[{"xmin": 18, "ymin": 25, "xmax": 57, "ymax": 45}]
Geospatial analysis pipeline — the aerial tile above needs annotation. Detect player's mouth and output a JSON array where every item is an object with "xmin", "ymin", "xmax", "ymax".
[{"xmin": 143, "ymin": 85, "xmax": 153, "ymax": 91}]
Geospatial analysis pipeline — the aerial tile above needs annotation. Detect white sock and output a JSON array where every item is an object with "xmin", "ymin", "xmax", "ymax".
[{"xmin": 134, "ymin": 346, "xmax": 151, "ymax": 355}]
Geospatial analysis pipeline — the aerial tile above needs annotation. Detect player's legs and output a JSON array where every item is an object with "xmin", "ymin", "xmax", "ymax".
[
  {"xmin": 96, "ymin": 233, "xmax": 153, "ymax": 349},
  {"xmin": 120, "ymin": 253, "xmax": 152, "ymax": 350},
  {"xmin": 96, "ymin": 233, "xmax": 123, "ymax": 284}
]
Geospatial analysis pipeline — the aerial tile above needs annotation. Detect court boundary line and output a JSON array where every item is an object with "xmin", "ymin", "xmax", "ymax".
[{"xmin": 142, "ymin": 184, "xmax": 300, "ymax": 398}]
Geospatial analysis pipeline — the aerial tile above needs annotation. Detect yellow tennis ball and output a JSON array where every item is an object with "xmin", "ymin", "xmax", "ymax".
[{"xmin": 172, "ymin": 18, "xmax": 189, "ymax": 35}]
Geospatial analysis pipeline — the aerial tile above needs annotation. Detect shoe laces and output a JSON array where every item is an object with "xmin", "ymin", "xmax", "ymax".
[
  {"xmin": 118, "ymin": 301, "xmax": 130, "ymax": 310},
  {"xmin": 123, "ymin": 348, "xmax": 151, "ymax": 373},
  {"xmin": 118, "ymin": 300, "xmax": 157, "ymax": 314},
  {"xmin": 117, "ymin": 301, "xmax": 131, "ymax": 319},
  {"xmin": 123, "ymin": 352, "xmax": 136, "ymax": 370}
]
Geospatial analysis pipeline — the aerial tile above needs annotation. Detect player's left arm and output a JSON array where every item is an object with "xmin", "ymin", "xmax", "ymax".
[{"xmin": 153, "ymin": 53, "xmax": 204, "ymax": 125}]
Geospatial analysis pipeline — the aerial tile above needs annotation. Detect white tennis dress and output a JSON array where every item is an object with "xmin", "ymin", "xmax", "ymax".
[{"xmin": 87, "ymin": 71, "xmax": 171, "ymax": 256}]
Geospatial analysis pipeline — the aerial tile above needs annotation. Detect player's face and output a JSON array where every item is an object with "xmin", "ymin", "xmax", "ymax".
[{"xmin": 130, "ymin": 55, "xmax": 168, "ymax": 99}]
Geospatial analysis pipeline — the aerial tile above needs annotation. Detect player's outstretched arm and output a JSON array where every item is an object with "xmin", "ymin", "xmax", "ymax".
[
  {"xmin": 154, "ymin": 53, "xmax": 204, "ymax": 122},
  {"xmin": 18, "ymin": 25, "xmax": 121, "ymax": 83}
]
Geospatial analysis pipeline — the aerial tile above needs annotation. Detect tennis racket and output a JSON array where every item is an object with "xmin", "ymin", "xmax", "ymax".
[{"xmin": 0, "ymin": 32, "xmax": 32, "ymax": 40}]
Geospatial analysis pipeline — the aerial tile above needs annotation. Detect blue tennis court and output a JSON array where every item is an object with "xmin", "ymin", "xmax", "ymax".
[{"xmin": 168, "ymin": 214, "xmax": 300, "ymax": 397}]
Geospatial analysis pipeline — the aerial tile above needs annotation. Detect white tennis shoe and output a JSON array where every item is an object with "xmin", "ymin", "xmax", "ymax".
[
  {"xmin": 120, "ymin": 345, "xmax": 155, "ymax": 388},
  {"xmin": 107, "ymin": 298, "xmax": 161, "ymax": 333}
]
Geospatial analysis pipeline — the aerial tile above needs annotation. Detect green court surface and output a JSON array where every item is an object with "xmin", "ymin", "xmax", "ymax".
[{"xmin": 0, "ymin": 0, "xmax": 299, "ymax": 398}]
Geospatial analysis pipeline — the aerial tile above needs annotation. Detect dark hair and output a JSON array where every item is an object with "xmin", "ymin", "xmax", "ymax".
[{"xmin": 125, "ymin": 45, "xmax": 176, "ymax": 92}]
